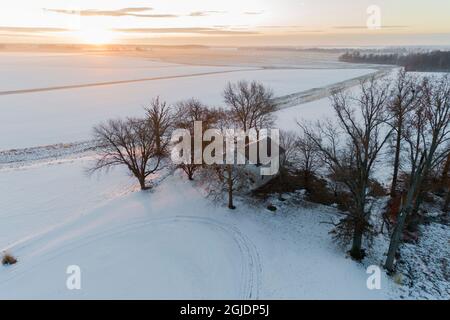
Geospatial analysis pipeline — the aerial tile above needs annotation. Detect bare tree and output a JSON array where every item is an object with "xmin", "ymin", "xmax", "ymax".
[
  {"xmin": 89, "ymin": 118, "xmax": 164, "ymax": 190},
  {"xmin": 275, "ymin": 130, "xmax": 299, "ymax": 200},
  {"xmin": 385, "ymin": 75, "xmax": 450, "ymax": 272},
  {"xmin": 223, "ymin": 80, "xmax": 276, "ymax": 132},
  {"xmin": 224, "ymin": 81, "xmax": 276, "ymax": 166},
  {"xmin": 387, "ymin": 69, "xmax": 421, "ymax": 197},
  {"xmin": 301, "ymin": 78, "xmax": 392, "ymax": 260},
  {"xmin": 173, "ymin": 99, "xmax": 219, "ymax": 180},
  {"xmin": 441, "ymin": 154, "xmax": 450, "ymax": 180},
  {"xmin": 201, "ymin": 140, "xmax": 247, "ymax": 210},
  {"xmin": 207, "ymin": 163, "xmax": 248, "ymax": 210},
  {"xmin": 296, "ymin": 132, "xmax": 320, "ymax": 191},
  {"xmin": 199, "ymin": 109, "xmax": 250, "ymax": 210},
  {"xmin": 145, "ymin": 97, "xmax": 173, "ymax": 157}
]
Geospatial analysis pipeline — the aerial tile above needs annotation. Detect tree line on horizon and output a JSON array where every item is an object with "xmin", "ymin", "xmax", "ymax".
[{"xmin": 340, "ymin": 50, "xmax": 450, "ymax": 72}]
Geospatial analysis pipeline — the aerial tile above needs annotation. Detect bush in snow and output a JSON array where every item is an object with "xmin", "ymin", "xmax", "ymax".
[{"xmin": 2, "ymin": 253, "xmax": 17, "ymax": 266}]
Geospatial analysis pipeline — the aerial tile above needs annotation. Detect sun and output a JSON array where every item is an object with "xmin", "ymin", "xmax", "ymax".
[{"xmin": 76, "ymin": 27, "xmax": 115, "ymax": 45}]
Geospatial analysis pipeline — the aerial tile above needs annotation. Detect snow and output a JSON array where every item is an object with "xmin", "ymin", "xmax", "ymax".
[
  {"xmin": 0, "ymin": 163, "xmax": 392, "ymax": 299},
  {"xmin": 1, "ymin": 52, "xmax": 446, "ymax": 299},
  {"xmin": 0, "ymin": 52, "xmax": 250, "ymax": 92},
  {"xmin": 273, "ymin": 70, "xmax": 399, "ymax": 186},
  {"xmin": 0, "ymin": 55, "xmax": 375, "ymax": 149},
  {"xmin": 275, "ymin": 97, "xmax": 332, "ymax": 131},
  {"xmin": 395, "ymin": 222, "xmax": 450, "ymax": 299}
]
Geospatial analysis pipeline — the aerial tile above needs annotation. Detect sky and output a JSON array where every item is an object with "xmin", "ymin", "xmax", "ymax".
[{"xmin": 1, "ymin": 0, "xmax": 450, "ymax": 46}]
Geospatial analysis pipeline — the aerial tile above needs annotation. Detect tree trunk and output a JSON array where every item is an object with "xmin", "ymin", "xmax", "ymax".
[
  {"xmin": 349, "ymin": 189, "xmax": 368, "ymax": 260},
  {"xmin": 350, "ymin": 223, "xmax": 364, "ymax": 260},
  {"xmin": 443, "ymin": 190, "xmax": 450, "ymax": 213},
  {"xmin": 390, "ymin": 126, "xmax": 402, "ymax": 197},
  {"xmin": 385, "ymin": 186, "xmax": 416, "ymax": 271},
  {"xmin": 304, "ymin": 170, "xmax": 310, "ymax": 193},
  {"xmin": 385, "ymin": 209, "xmax": 408, "ymax": 272},
  {"xmin": 408, "ymin": 191, "xmax": 423, "ymax": 231},
  {"xmin": 227, "ymin": 166, "xmax": 235, "ymax": 210},
  {"xmin": 188, "ymin": 167, "xmax": 194, "ymax": 181},
  {"xmin": 155, "ymin": 126, "xmax": 162, "ymax": 156},
  {"xmin": 138, "ymin": 176, "xmax": 147, "ymax": 190}
]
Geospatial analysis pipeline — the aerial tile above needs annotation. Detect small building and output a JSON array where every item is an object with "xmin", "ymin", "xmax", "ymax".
[{"xmin": 237, "ymin": 137, "xmax": 286, "ymax": 190}]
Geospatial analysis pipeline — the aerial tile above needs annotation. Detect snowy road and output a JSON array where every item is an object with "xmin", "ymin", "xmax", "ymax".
[{"xmin": 274, "ymin": 68, "xmax": 392, "ymax": 110}]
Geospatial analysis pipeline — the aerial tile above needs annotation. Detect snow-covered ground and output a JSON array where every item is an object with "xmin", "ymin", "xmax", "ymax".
[
  {"xmin": 0, "ymin": 52, "xmax": 375, "ymax": 149},
  {"xmin": 1, "ymin": 52, "xmax": 447, "ymax": 299},
  {"xmin": 274, "ymin": 74, "xmax": 450, "ymax": 299},
  {"xmin": 0, "ymin": 160, "xmax": 394, "ymax": 299},
  {"xmin": 0, "ymin": 52, "xmax": 251, "ymax": 92}
]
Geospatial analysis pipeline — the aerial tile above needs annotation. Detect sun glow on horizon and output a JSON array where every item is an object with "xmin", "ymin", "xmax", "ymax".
[{"xmin": 75, "ymin": 27, "xmax": 116, "ymax": 45}]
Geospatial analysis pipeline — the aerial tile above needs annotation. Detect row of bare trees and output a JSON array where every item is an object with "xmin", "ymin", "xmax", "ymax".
[
  {"xmin": 295, "ymin": 70, "xmax": 450, "ymax": 270},
  {"xmin": 89, "ymin": 72, "xmax": 449, "ymax": 272},
  {"xmin": 89, "ymin": 81, "xmax": 276, "ymax": 210},
  {"xmin": 384, "ymin": 74, "xmax": 450, "ymax": 271}
]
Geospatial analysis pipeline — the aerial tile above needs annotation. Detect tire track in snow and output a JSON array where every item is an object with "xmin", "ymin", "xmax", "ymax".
[
  {"xmin": 273, "ymin": 67, "xmax": 393, "ymax": 110},
  {"xmin": 1, "ymin": 216, "xmax": 262, "ymax": 299},
  {"xmin": 0, "ymin": 68, "xmax": 258, "ymax": 96},
  {"xmin": 0, "ymin": 68, "xmax": 391, "ymax": 166},
  {"xmin": 0, "ymin": 141, "xmax": 96, "ymax": 167}
]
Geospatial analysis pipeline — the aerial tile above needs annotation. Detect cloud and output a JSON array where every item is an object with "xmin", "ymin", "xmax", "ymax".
[
  {"xmin": 244, "ymin": 11, "xmax": 264, "ymax": 15},
  {"xmin": 333, "ymin": 25, "xmax": 409, "ymax": 30},
  {"xmin": 44, "ymin": 7, "xmax": 179, "ymax": 18},
  {"xmin": 297, "ymin": 30, "xmax": 324, "ymax": 33},
  {"xmin": 188, "ymin": 11, "xmax": 227, "ymax": 17},
  {"xmin": 233, "ymin": 25, "xmax": 324, "ymax": 33},
  {"xmin": 44, "ymin": 7, "xmax": 229, "ymax": 19},
  {"xmin": 257, "ymin": 25, "xmax": 304, "ymax": 29},
  {"xmin": 114, "ymin": 27, "xmax": 259, "ymax": 35},
  {"xmin": 0, "ymin": 26, "xmax": 69, "ymax": 33},
  {"xmin": 118, "ymin": 8, "xmax": 154, "ymax": 13}
]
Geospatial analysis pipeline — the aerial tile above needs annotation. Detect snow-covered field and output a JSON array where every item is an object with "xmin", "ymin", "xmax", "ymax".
[
  {"xmin": 0, "ymin": 160, "xmax": 393, "ymax": 299},
  {"xmin": 0, "ymin": 52, "xmax": 375, "ymax": 149},
  {"xmin": 0, "ymin": 53, "xmax": 252, "ymax": 92},
  {"xmin": 1, "ymin": 52, "xmax": 447, "ymax": 299}
]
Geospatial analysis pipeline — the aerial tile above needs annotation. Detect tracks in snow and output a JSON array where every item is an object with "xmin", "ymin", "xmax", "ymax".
[
  {"xmin": 0, "ymin": 67, "xmax": 390, "ymax": 167},
  {"xmin": 0, "ymin": 68, "xmax": 257, "ymax": 96},
  {"xmin": 273, "ymin": 68, "xmax": 392, "ymax": 110},
  {"xmin": 1, "ymin": 215, "xmax": 262, "ymax": 299},
  {"xmin": 0, "ymin": 141, "xmax": 97, "ymax": 171},
  {"xmin": 0, "ymin": 141, "xmax": 95, "ymax": 164}
]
